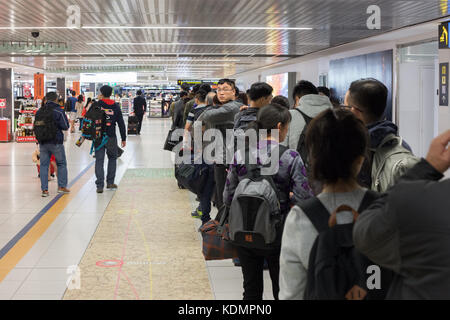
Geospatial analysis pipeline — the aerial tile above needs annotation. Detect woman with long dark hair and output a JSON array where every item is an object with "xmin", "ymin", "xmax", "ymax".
[
  {"xmin": 75, "ymin": 95, "xmax": 84, "ymax": 131},
  {"xmin": 223, "ymin": 103, "xmax": 312, "ymax": 300},
  {"xmin": 279, "ymin": 108, "xmax": 391, "ymax": 300}
]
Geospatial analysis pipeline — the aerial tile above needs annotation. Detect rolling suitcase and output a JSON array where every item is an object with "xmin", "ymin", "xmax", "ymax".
[{"xmin": 128, "ymin": 115, "xmax": 139, "ymax": 135}]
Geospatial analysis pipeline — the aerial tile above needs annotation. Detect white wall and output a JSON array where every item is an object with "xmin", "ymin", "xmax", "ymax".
[
  {"xmin": 232, "ymin": 22, "xmax": 450, "ymax": 177},
  {"xmin": 232, "ymin": 22, "xmax": 437, "ymax": 125}
]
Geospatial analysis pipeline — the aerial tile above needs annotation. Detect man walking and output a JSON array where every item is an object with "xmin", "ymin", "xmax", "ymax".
[
  {"xmin": 67, "ymin": 90, "xmax": 78, "ymax": 133},
  {"xmin": 133, "ymin": 90, "xmax": 147, "ymax": 135},
  {"xmin": 35, "ymin": 92, "xmax": 70, "ymax": 197},
  {"xmin": 96, "ymin": 85, "xmax": 127, "ymax": 193}
]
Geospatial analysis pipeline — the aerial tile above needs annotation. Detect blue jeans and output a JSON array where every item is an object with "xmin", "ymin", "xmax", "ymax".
[
  {"xmin": 95, "ymin": 136, "xmax": 118, "ymax": 189},
  {"xmin": 39, "ymin": 143, "xmax": 68, "ymax": 191},
  {"xmin": 200, "ymin": 165, "xmax": 215, "ymax": 224}
]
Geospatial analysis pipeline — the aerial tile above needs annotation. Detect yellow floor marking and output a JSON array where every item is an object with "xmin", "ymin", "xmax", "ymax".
[{"xmin": 0, "ymin": 166, "xmax": 95, "ymax": 282}]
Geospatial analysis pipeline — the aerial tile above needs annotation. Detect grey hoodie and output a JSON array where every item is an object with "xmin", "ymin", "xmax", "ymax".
[
  {"xmin": 282, "ymin": 94, "xmax": 333, "ymax": 150},
  {"xmin": 196, "ymin": 100, "xmax": 243, "ymax": 164}
]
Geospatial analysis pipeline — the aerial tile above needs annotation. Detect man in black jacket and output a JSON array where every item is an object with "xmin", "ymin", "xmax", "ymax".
[
  {"xmin": 133, "ymin": 90, "xmax": 147, "ymax": 135},
  {"xmin": 36, "ymin": 92, "xmax": 70, "ymax": 197},
  {"xmin": 96, "ymin": 85, "xmax": 127, "ymax": 194},
  {"xmin": 353, "ymin": 130, "xmax": 450, "ymax": 299}
]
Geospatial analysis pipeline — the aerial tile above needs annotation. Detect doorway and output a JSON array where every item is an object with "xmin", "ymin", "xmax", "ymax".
[{"xmin": 398, "ymin": 40, "xmax": 438, "ymax": 158}]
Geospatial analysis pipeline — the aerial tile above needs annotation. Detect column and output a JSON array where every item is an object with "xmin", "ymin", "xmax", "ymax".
[
  {"xmin": 0, "ymin": 69, "xmax": 14, "ymax": 139},
  {"xmin": 57, "ymin": 77, "xmax": 66, "ymax": 101}
]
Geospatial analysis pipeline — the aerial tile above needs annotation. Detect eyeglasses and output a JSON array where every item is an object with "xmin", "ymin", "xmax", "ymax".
[
  {"xmin": 341, "ymin": 105, "xmax": 364, "ymax": 114},
  {"xmin": 217, "ymin": 88, "xmax": 234, "ymax": 93}
]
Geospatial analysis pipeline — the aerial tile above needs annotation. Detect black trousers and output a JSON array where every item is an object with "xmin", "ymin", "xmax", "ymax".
[
  {"xmin": 214, "ymin": 164, "xmax": 228, "ymax": 209},
  {"xmin": 136, "ymin": 113, "xmax": 144, "ymax": 134},
  {"xmin": 236, "ymin": 246, "xmax": 281, "ymax": 300}
]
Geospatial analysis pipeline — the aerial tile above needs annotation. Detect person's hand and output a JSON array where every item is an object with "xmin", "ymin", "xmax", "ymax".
[
  {"xmin": 426, "ymin": 130, "xmax": 450, "ymax": 173},
  {"xmin": 121, "ymin": 141, "xmax": 127, "ymax": 148},
  {"xmin": 240, "ymin": 105, "xmax": 249, "ymax": 111}
]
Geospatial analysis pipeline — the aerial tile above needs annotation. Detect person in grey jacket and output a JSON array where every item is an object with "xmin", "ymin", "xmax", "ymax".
[
  {"xmin": 282, "ymin": 80, "xmax": 332, "ymax": 150},
  {"xmin": 196, "ymin": 79, "xmax": 243, "ymax": 209},
  {"xmin": 353, "ymin": 130, "xmax": 450, "ymax": 300}
]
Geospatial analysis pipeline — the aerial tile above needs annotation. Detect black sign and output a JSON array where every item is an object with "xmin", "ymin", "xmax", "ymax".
[
  {"xmin": 440, "ymin": 63, "xmax": 449, "ymax": 106},
  {"xmin": 440, "ymin": 23, "xmax": 450, "ymax": 49}
]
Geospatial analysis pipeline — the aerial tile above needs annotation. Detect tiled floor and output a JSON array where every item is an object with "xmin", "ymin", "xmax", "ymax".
[{"xmin": 0, "ymin": 116, "xmax": 277, "ymax": 300}]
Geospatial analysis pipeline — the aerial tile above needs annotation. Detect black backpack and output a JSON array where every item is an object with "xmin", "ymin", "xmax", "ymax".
[
  {"xmin": 81, "ymin": 102, "xmax": 108, "ymax": 154},
  {"xmin": 81, "ymin": 102, "xmax": 105, "ymax": 141},
  {"xmin": 34, "ymin": 104, "xmax": 57, "ymax": 144},
  {"xmin": 294, "ymin": 109, "xmax": 322, "ymax": 195},
  {"xmin": 299, "ymin": 190, "xmax": 392, "ymax": 300}
]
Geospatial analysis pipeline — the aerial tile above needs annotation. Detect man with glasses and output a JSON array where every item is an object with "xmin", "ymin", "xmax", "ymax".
[
  {"xmin": 196, "ymin": 79, "xmax": 243, "ymax": 215},
  {"xmin": 344, "ymin": 78, "xmax": 417, "ymax": 192}
]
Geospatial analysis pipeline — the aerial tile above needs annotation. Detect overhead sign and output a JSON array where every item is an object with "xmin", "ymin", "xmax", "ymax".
[
  {"xmin": 439, "ymin": 22, "xmax": 450, "ymax": 49},
  {"xmin": 34, "ymin": 73, "xmax": 45, "ymax": 100},
  {"xmin": 177, "ymin": 80, "xmax": 202, "ymax": 86},
  {"xmin": 440, "ymin": 63, "xmax": 449, "ymax": 106}
]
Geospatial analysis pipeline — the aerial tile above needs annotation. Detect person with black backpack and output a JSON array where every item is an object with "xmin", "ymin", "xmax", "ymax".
[
  {"xmin": 281, "ymin": 81, "xmax": 332, "ymax": 195},
  {"xmin": 279, "ymin": 108, "xmax": 392, "ymax": 300},
  {"xmin": 223, "ymin": 104, "xmax": 313, "ymax": 300},
  {"xmin": 34, "ymin": 92, "xmax": 70, "ymax": 197},
  {"xmin": 95, "ymin": 85, "xmax": 127, "ymax": 194}
]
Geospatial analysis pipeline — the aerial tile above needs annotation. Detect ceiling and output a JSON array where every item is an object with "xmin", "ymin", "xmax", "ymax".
[{"xmin": 0, "ymin": 0, "xmax": 448, "ymax": 81}]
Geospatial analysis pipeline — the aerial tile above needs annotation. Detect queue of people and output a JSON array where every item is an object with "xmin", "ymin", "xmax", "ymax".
[{"xmin": 170, "ymin": 78, "xmax": 450, "ymax": 300}]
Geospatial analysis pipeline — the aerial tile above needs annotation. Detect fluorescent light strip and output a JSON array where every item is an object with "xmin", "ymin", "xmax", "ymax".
[
  {"xmin": 50, "ymin": 52, "xmax": 256, "ymax": 56},
  {"xmin": 0, "ymin": 26, "xmax": 77, "ymax": 30},
  {"xmin": 61, "ymin": 64, "xmax": 229, "ymax": 68},
  {"xmin": 0, "ymin": 26, "xmax": 312, "ymax": 31},
  {"xmin": 87, "ymin": 42, "xmax": 288, "ymax": 46},
  {"xmin": 46, "ymin": 58, "xmax": 240, "ymax": 62}
]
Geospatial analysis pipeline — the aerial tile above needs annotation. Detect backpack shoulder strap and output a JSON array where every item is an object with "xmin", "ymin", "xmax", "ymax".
[
  {"xmin": 294, "ymin": 108, "xmax": 313, "ymax": 126},
  {"xmin": 358, "ymin": 190, "xmax": 380, "ymax": 212},
  {"xmin": 294, "ymin": 109, "xmax": 313, "ymax": 157},
  {"xmin": 298, "ymin": 197, "xmax": 330, "ymax": 233},
  {"xmin": 278, "ymin": 144, "xmax": 289, "ymax": 157},
  {"xmin": 378, "ymin": 133, "xmax": 400, "ymax": 150}
]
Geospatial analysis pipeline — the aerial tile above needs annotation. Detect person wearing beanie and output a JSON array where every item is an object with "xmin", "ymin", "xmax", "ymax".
[{"xmin": 95, "ymin": 85, "xmax": 127, "ymax": 193}]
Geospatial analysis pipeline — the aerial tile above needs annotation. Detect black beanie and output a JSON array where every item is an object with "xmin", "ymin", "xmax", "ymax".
[{"xmin": 100, "ymin": 85, "xmax": 113, "ymax": 98}]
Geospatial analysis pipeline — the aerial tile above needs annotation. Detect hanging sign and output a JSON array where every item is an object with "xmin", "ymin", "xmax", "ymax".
[
  {"xmin": 73, "ymin": 81, "xmax": 80, "ymax": 96},
  {"xmin": 440, "ymin": 22, "xmax": 450, "ymax": 49},
  {"xmin": 34, "ymin": 74, "xmax": 45, "ymax": 100},
  {"xmin": 440, "ymin": 63, "xmax": 448, "ymax": 106}
]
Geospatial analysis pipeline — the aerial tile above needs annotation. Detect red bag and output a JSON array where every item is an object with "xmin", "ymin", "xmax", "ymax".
[{"xmin": 199, "ymin": 206, "xmax": 238, "ymax": 261}]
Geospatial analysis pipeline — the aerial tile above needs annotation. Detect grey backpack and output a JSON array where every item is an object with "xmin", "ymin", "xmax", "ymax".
[
  {"xmin": 371, "ymin": 134, "xmax": 420, "ymax": 192},
  {"xmin": 228, "ymin": 145, "xmax": 288, "ymax": 249}
]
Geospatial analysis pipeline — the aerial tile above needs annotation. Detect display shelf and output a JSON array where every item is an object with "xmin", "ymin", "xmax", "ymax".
[
  {"xmin": 148, "ymin": 99, "xmax": 162, "ymax": 118},
  {"xmin": 120, "ymin": 98, "xmax": 132, "ymax": 116},
  {"xmin": 15, "ymin": 99, "xmax": 38, "ymax": 142}
]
